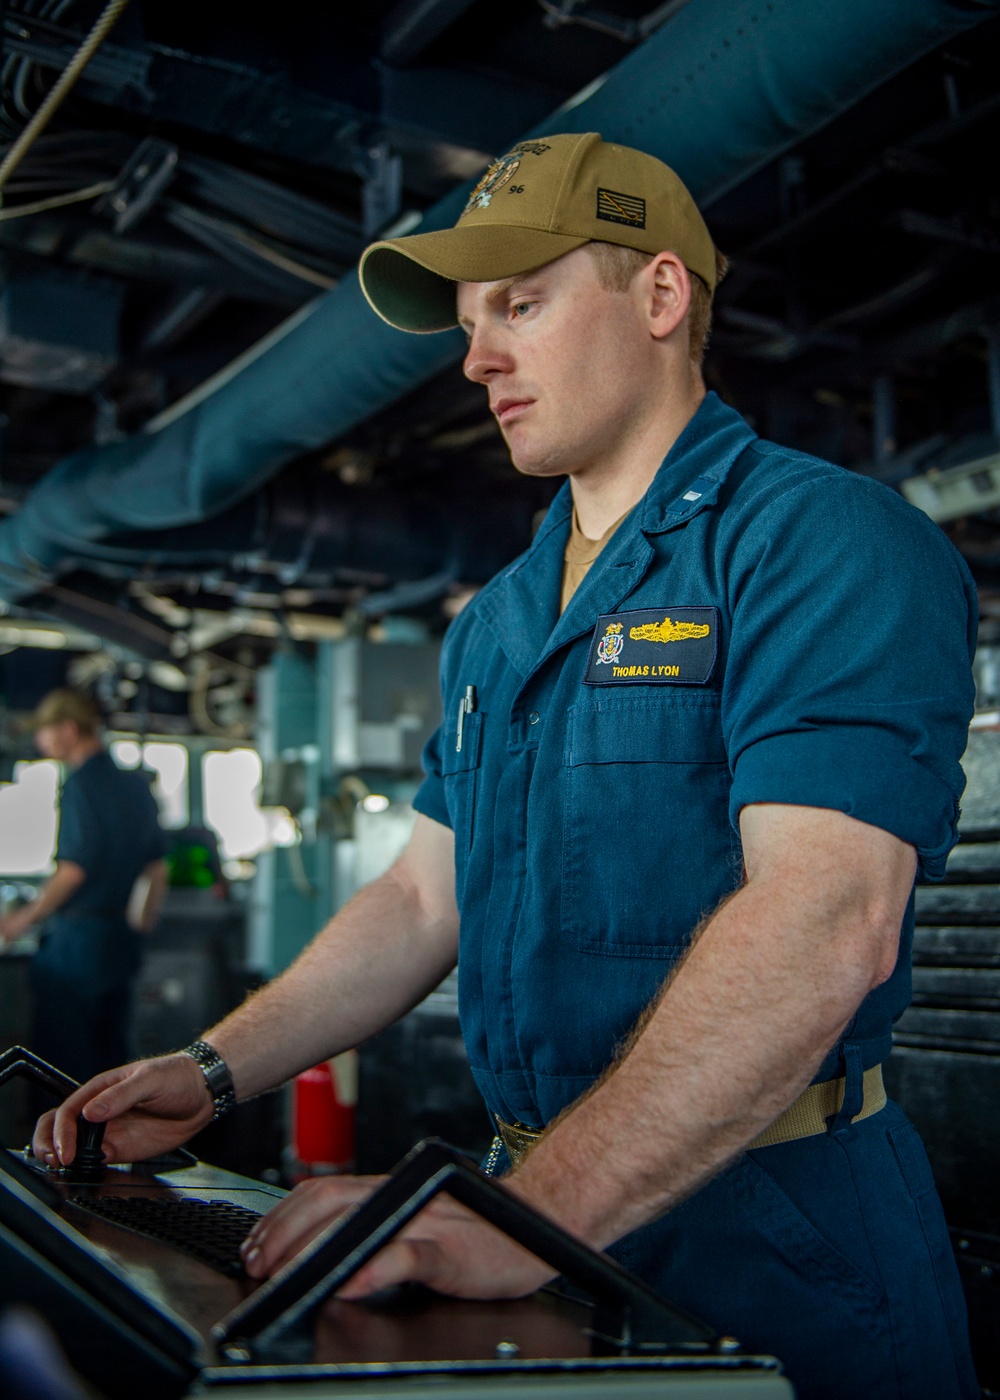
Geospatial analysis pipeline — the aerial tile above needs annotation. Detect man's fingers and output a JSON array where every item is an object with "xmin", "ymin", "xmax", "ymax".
[
  {"xmin": 335, "ymin": 1238, "xmax": 436, "ymax": 1299},
  {"xmin": 78, "ymin": 1069, "xmax": 154, "ymax": 1121},
  {"xmin": 30, "ymin": 1108, "xmax": 59, "ymax": 1165},
  {"xmin": 242, "ymin": 1176, "xmax": 385, "ymax": 1278},
  {"xmin": 49, "ymin": 1068, "xmax": 134, "ymax": 1163}
]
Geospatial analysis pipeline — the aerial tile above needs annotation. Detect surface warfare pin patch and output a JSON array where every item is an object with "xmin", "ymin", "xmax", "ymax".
[{"xmin": 584, "ymin": 607, "xmax": 719, "ymax": 686}]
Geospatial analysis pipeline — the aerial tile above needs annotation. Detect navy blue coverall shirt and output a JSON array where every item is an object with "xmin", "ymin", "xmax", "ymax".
[
  {"xmin": 31, "ymin": 749, "xmax": 166, "ymax": 1084},
  {"xmin": 414, "ymin": 393, "xmax": 979, "ymax": 1400}
]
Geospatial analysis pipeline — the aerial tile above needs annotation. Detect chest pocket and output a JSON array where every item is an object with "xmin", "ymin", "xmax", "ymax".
[
  {"xmin": 562, "ymin": 696, "xmax": 740, "ymax": 958},
  {"xmin": 442, "ymin": 710, "xmax": 484, "ymax": 860}
]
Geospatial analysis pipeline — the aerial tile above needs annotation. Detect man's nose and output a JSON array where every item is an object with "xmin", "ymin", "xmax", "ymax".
[{"xmin": 463, "ymin": 328, "xmax": 509, "ymax": 385}]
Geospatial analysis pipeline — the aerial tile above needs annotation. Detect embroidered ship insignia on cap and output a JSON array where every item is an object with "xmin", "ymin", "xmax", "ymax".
[{"xmin": 464, "ymin": 153, "xmax": 521, "ymax": 213}]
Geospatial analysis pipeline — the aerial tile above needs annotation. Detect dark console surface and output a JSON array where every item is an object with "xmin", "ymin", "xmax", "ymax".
[
  {"xmin": 66, "ymin": 1192, "xmax": 263, "ymax": 1276},
  {"xmin": 1, "ymin": 1144, "xmax": 794, "ymax": 1396},
  {"xmin": 0, "ymin": 1046, "xmax": 795, "ymax": 1395},
  {"xmin": 4, "ymin": 1151, "xmax": 665, "ymax": 1366},
  {"xmin": 5, "ymin": 1150, "xmax": 280, "ymax": 1345}
]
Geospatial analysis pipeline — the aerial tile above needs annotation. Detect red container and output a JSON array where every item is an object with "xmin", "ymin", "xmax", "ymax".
[{"xmin": 292, "ymin": 1053, "xmax": 356, "ymax": 1171}]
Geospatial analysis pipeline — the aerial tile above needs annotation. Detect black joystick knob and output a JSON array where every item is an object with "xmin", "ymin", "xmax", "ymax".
[{"xmin": 66, "ymin": 1116, "xmax": 106, "ymax": 1179}]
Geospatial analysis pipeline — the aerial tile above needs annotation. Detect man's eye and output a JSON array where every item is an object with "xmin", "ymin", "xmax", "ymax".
[{"xmin": 512, "ymin": 302, "xmax": 533, "ymax": 317}]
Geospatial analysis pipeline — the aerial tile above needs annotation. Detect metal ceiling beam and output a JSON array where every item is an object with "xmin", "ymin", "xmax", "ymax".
[
  {"xmin": 380, "ymin": 0, "xmax": 481, "ymax": 66},
  {"xmin": 4, "ymin": 22, "xmax": 559, "ymax": 181}
]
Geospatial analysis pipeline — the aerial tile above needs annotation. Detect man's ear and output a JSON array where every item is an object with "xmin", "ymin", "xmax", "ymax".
[{"xmin": 645, "ymin": 251, "xmax": 691, "ymax": 343}]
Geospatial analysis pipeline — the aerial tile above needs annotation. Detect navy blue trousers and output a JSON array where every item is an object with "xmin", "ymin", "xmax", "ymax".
[
  {"xmin": 606, "ymin": 1101, "xmax": 977, "ymax": 1400},
  {"xmin": 29, "ymin": 962, "xmax": 136, "ymax": 1088},
  {"xmin": 28, "ymin": 914, "xmax": 141, "ymax": 1087}
]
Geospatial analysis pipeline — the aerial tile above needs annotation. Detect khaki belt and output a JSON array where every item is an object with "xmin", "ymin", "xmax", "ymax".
[{"xmin": 494, "ymin": 1064, "xmax": 887, "ymax": 1169}]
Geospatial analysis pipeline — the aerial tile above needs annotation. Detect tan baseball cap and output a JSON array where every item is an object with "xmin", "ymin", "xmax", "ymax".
[
  {"xmin": 359, "ymin": 132, "xmax": 717, "ymax": 333},
  {"xmin": 30, "ymin": 688, "xmax": 102, "ymax": 734}
]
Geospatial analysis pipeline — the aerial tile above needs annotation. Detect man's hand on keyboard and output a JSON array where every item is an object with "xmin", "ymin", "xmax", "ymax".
[
  {"xmin": 32, "ymin": 1055, "xmax": 215, "ymax": 1167},
  {"xmin": 241, "ymin": 1174, "xmax": 552, "ymax": 1301}
]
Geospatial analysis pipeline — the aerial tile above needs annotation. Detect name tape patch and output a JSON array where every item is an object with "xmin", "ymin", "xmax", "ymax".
[
  {"xmin": 584, "ymin": 607, "xmax": 719, "ymax": 686},
  {"xmin": 596, "ymin": 188, "xmax": 646, "ymax": 228}
]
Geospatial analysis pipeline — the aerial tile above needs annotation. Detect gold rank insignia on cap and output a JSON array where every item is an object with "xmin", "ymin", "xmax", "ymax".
[{"xmin": 359, "ymin": 132, "xmax": 718, "ymax": 334}]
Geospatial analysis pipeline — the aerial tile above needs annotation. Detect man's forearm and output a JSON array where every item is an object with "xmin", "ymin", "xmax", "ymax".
[
  {"xmin": 510, "ymin": 874, "xmax": 893, "ymax": 1249},
  {"xmin": 132, "ymin": 860, "xmax": 169, "ymax": 934},
  {"xmin": 202, "ymin": 860, "xmax": 458, "ymax": 1100},
  {"xmin": 21, "ymin": 862, "xmax": 86, "ymax": 925}
]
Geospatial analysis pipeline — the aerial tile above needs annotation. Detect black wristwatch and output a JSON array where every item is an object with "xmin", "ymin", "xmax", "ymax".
[{"xmin": 180, "ymin": 1040, "xmax": 237, "ymax": 1120}]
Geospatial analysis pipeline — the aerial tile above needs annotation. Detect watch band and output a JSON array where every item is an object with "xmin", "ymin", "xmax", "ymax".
[{"xmin": 180, "ymin": 1040, "xmax": 237, "ymax": 1120}]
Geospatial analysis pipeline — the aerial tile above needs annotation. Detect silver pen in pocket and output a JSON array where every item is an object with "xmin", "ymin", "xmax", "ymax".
[{"xmin": 456, "ymin": 684, "xmax": 477, "ymax": 752}]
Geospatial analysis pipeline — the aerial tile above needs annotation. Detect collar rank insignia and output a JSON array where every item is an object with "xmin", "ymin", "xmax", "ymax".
[{"xmin": 584, "ymin": 607, "xmax": 719, "ymax": 686}]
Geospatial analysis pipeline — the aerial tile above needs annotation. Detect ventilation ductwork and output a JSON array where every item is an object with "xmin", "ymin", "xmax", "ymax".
[{"xmin": 0, "ymin": 0, "xmax": 997, "ymax": 606}]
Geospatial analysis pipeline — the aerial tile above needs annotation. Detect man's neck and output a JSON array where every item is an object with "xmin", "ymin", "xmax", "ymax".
[
  {"xmin": 570, "ymin": 380, "xmax": 705, "ymax": 540},
  {"xmin": 67, "ymin": 737, "xmax": 102, "ymax": 770}
]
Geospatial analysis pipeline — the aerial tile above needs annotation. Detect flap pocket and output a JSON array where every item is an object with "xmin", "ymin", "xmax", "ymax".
[
  {"xmin": 443, "ymin": 710, "xmax": 483, "ymax": 774},
  {"xmin": 561, "ymin": 696, "xmax": 737, "ymax": 956},
  {"xmin": 567, "ymin": 697, "xmax": 726, "ymax": 766}
]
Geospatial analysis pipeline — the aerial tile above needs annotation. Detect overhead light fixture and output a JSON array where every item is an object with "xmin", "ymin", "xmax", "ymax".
[
  {"xmin": 0, "ymin": 625, "xmax": 66, "ymax": 649},
  {"xmin": 0, "ymin": 620, "xmax": 101, "ymax": 650},
  {"xmin": 902, "ymin": 450, "xmax": 1000, "ymax": 523}
]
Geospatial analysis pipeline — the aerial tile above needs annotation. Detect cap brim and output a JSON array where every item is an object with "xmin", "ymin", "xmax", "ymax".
[{"xmin": 359, "ymin": 224, "xmax": 590, "ymax": 332}]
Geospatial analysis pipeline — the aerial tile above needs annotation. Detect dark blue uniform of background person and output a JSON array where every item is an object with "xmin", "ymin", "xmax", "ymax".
[
  {"xmin": 0, "ymin": 689, "xmax": 167, "ymax": 1085},
  {"xmin": 415, "ymin": 392, "xmax": 980, "ymax": 1400},
  {"xmin": 35, "ymin": 750, "xmax": 166, "ymax": 1081}
]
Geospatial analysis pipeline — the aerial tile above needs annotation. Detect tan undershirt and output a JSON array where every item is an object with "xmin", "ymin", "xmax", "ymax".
[{"xmin": 560, "ymin": 508, "xmax": 630, "ymax": 614}]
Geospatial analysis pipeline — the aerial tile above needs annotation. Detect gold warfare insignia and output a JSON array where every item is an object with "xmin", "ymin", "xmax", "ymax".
[
  {"xmin": 584, "ymin": 607, "xmax": 719, "ymax": 687},
  {"xmin": 629, "ymin": 616, "xmax": 710, "ymax": 643},
  {"xmin": 596, "ymin": 188, "xmax": 646, "ymax": 228},
  {"xmin": 595, "ymin": 621, "xmax": 624, "ymax": 665}
]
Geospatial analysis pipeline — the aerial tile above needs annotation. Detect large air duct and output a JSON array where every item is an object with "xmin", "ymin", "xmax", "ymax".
[
  {"xmin": 0, "ymin": 0, "xmax": 996, "ymax": 604},
  {"xmin": 74, "ymin": 465, "xmax": 544, "ymax": 590}
]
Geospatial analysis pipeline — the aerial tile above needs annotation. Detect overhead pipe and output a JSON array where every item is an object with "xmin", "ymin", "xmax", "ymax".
[
  {"xmin": 0, "ymin": 0, "xmax": 997, "ymax": 605},
  {"xmin": 72, "ymin": 465, "xmax": 544, "ymax": 587}
]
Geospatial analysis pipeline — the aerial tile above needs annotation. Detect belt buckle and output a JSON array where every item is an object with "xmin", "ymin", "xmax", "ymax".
[{"xmin": 495, "ymin": 1116, "xmax": 543, "ymax": 1169}]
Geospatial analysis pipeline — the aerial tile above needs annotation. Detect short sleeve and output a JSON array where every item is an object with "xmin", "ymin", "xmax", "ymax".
[
  {"xmin": 55, "ymin": 777, "xmax": 100, "ymax": 872},
  {"xmin": 723, "ymin": 466, "xmax": 976, "ymax": 880},
  {"xmin": 412, "ymin": 723, "xmax": 452, "ymax": 829},
  {"xmin": 143, "ymin": 788, "xmax": 168, "ymax": 863}
]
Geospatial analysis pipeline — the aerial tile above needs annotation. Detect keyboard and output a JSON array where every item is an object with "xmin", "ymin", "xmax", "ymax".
[{"xmin": 68, "ymin": 1194, "xmax": 262, "ymax": 1276}]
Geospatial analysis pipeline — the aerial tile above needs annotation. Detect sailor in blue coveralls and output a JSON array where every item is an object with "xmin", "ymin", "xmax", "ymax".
[
  {"xmin": 0, "ymin": 689, "xmax": 168, "ymax": 1084},
  {"xmin": 38, "ymin": 135, "xmax": 979, "ymax": 1400}
]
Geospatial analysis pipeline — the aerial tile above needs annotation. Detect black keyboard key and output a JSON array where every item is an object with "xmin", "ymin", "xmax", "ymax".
[{"xmin": 68, "ymin": 1194, "xmax": 262, "ymax": 1276}]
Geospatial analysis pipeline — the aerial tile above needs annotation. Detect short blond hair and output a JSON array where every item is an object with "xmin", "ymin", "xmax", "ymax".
[
  {"xmin": 31, "ymin": 687, "xmax": 102, "ymax": 736},
  {"xmin": 585, "ymin": 241, "xmax": 728, "ymax": 364}
]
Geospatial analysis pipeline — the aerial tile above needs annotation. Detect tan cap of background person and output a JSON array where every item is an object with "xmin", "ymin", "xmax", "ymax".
[
  {"xmin": 360, "ymin": 132, "xmax": 718, "ymax": 334},
  {"xmin": 30, "ymin": 688, "xmax": 102, "ymax": 734}
]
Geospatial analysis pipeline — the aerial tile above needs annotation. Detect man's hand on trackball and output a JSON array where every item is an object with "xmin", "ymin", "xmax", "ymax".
[
  {"xmin": 32, "ymin": 1054, "xmax": 215, "ymax": 1167},
  {"xmin": 241, "ymin": 1174, "xmax": 554, "ymax": 1300},
  {"xmin": 0, "ymin": 906, "xmax": 34, "ymax": 942}
]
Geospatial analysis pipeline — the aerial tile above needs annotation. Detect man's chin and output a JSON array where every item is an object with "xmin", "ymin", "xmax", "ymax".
[{"xmin": 506, "ymin": 442, "xmax": 569, "ymax": 481}]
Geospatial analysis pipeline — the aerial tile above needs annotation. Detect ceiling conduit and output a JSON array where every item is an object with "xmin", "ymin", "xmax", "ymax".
[{"xmin": 0, "ymin": 0, "xmax": 997, "ymax": 604}]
